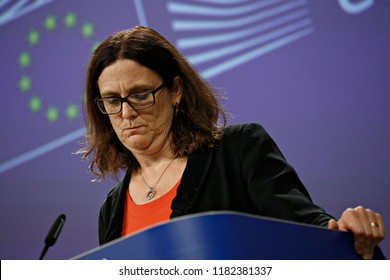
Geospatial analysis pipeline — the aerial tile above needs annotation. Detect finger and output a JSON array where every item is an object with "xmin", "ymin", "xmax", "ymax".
[
  {"xmin": 349, "ymin": 206, "xmax": 371, "ymax": 259},
  {"xmin": 328, "ymin": 219, "xmax": 340, "ymax": 230},
  {"xmin": 366, "ymin": 210, "xmax": 381, "ymax": 240},
  {"xmin": 374, "ymin": 212, "xmax": 385, "ymax": 241},
  {"xmin": 363, "ymin": 210, "xmax": 385, "ymax": 259},
  {"xmin": 357, "ymin": 207, "xmax": 375, "ymax": 259},
  {"xmin": 338, "ymin": 207, "xmax": 366, "ymax": 257}
]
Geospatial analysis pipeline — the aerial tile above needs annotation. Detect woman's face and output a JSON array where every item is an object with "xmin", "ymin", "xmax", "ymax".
[{"xmin": 97, "ymin": 59, "xmax": 182, "ymax": 157}]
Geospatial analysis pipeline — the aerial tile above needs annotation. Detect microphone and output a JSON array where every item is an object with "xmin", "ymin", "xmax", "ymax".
[{"xmin": 39, "ymin": 214, "xmax": 66, "ymax": 260}]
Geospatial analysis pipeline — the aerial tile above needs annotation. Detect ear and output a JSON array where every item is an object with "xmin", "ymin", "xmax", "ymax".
[{"xmin": 171, "ymin": 76, "xmax": 183, "ymax": 105}]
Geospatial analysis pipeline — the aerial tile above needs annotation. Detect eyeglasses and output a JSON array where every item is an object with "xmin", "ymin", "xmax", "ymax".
[{"xmin": 95, "ymin": 82, "xmax": 165, "ymax": 115}]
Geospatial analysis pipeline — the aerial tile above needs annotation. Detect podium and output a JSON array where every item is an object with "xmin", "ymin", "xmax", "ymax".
[{"xmin": 74, "ymin": 212, "xmax": 385, "ymax": 260}]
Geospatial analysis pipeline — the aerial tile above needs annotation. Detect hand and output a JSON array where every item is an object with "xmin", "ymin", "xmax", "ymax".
[{"xmin": 328, "ymin": 206, "xmax": 385, "ymax": 259}]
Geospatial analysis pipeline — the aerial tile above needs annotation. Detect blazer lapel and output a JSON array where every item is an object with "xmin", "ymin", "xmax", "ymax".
[
  {"xmin": 104, "ymin": 173, "xmax": 130, "ymax": 243},
  {"xmin": 171, "ymin": 148, "xmax": 214, "ymax": 218}
]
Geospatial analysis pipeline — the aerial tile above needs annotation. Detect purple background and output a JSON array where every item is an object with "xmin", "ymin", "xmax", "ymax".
[{"xmin": 0, "ymin": 0, "xmax": 389, "ymax": 259}]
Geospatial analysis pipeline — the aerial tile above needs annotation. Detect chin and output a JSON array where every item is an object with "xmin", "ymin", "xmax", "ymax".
[{"xmin": 123, "ymin": 139, "xmax": 150, "ymax": 152}]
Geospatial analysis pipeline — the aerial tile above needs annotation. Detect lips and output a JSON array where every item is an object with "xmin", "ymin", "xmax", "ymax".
[
  {"xmin": 126, "ymin": 125, "xmax": 141, "ymax": 130},
  {"xmin": 122, "ymin": 123, "xmax": 141, "ymax": 130},
  {"xmin": 122, "ymin": 125, "xmax": 143, "ymax": 135}
]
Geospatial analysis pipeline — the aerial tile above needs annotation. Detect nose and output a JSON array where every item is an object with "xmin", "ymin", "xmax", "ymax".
[{"xmin": 121, "ymin": 101, "xmax": 138, "ymax": 118}]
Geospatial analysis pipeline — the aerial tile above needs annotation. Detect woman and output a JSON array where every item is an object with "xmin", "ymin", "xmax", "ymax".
[{"xmin": 80, "ymin": 26, "xmax": 384, "ymax": 259}]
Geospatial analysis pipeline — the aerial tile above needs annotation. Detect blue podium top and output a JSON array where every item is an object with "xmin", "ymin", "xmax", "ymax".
[{"xmin": 74, "ymin": 211, "xmax": 385, "ymax": 260}]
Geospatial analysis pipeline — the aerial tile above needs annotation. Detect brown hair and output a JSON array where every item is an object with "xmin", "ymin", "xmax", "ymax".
[{"xmin": 79, "ymin": 26, "xmax": 227, "ymax": 180}]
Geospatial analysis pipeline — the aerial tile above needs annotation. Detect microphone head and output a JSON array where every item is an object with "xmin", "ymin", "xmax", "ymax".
[{"xmin": 44, "ymin": 214, "xmax": 66, "ymax": 246}]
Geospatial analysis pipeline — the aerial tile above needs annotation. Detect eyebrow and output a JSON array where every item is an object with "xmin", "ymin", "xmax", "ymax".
[{"xmin": 100, "ymin": 84, "xmax": 155, "ymax": 98}]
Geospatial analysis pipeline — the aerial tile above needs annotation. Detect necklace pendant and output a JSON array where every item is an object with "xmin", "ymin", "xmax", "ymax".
[{"xmin": 145, "ymin": 188, "xmax": 156, "ymax": 200}]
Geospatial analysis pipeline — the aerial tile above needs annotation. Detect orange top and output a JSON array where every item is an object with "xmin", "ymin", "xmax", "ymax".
[{"xmin": 121, "ymin": 179, "xmax": 181, "ymax": 236}]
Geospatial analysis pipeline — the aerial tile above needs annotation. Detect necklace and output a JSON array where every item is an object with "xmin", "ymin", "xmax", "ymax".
[{"xmin": 138, "ymin": 158, "xmax": 175, "ymax": 200}]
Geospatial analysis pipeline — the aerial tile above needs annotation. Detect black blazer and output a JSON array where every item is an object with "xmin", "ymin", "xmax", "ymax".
[{"xmin": 99, "ymin": 123, "xmax": 333, "ymax": 245}]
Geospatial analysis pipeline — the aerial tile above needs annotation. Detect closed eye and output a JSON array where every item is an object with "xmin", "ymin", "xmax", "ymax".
[
  {"xmin": 129, "ymin": 91, "xmax": 150, "ymax": 101},
  {"xmin": 105, "ymin": 98, "xmax": 121, "ymax": 105}
]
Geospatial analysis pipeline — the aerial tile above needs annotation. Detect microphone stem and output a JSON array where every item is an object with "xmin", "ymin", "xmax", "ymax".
[{"xmin": 39, "ymin": 245, "xmax": 49, "ymax": 260}]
